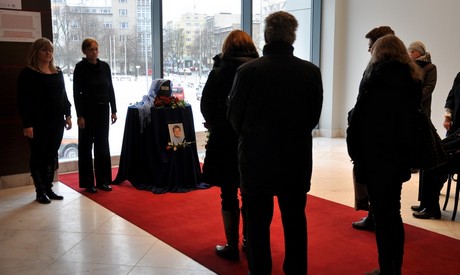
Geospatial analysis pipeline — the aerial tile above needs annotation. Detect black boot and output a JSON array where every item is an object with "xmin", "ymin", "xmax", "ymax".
[
  {"xmin": 34, "ymin": 181, "xmax": 51, "ymax": 204},
  {"xmin": 352, "ymin": 209, "xmax": 374, "ymax": 231},
  {"xmin": 31, "ymin": 170, "xmax": 51, "ymax": 204},
  {"xmin": 216, "ymin": 210, "xmax": 240, "ymax": 261},
  {"xmin": 45, "ymin": 165, "xmax": 63, "ymax": 200},
  {"xmin": 241, "ymin": 207, "xmax": 247, "ymax": 253}
]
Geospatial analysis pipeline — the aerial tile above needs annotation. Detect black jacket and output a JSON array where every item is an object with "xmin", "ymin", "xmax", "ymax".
[
  {"xmin": 200, "ymin": 54, "xmax": 257, "ymax": 186},
  {"xmin": 444, "ymin": 72, "xmax": 460, "ymax": 134},
  {"xmin": 73, "ymin": 58, "xmax": 117, "ymax": 118},
  {"xmin": 347, "ymin": 61, "xmax": 422, "ymax": 183},
  {"xmin": 227, "ymin": 41, "xmax": 323, "ymax": 195}
]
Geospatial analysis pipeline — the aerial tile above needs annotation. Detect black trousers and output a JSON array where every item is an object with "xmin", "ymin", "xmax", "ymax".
[
  {"xmin": 245, "ymin": 191, "xmax": 307, "ymax": 275},
  {"xmin": 365, "ymin": 172, "xmax": 404, "ymax": 275},
  {"xmin": 78, "ymin": 104, "xmax": 112, "ymax": 188},
  {"xmin": 419, "ymin": 153, "xmax": 460, "ymax": 211},
  {"xmin": 28, "ymin": 120, "xmax": 64, "ymax": 189}
]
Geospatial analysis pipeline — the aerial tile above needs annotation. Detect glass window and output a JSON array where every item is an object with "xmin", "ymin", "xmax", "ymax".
[
  {"xmin": 162, "ymin": 0, "xmax": 242, "ymax": 133},
  {"xmin": 51, "ymin": 0, "xmax": 318, "ymax": 162}
]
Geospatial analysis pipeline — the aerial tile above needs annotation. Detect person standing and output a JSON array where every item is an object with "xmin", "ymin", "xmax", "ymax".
[
  {"xmin": 73, "ymin": 37, "xmax": 117, "ymax": 193},
  {"xmin": 200, "ymin": 30, "xmax": 259, "ymax": 261},
  {"xmin": 407, "ymin": 40, "xmax": 438, "ymax": 211},
  {"xmin": 407, "ymin": 41, "xmax": 437, "ymax": 119},
  {"xmin": 17, "ymin": 37, "xmax": 72, "ymax": 204},
  {"xmin": 351, "ymin": 26, "xmax": 396, "ymax": 231},
  {"xmin": 227, "ymin": 12, "xmax": 323, "ymax": 274},
  {"xmin": 347, "ymin": 34, "xmax": 423, "ymax": 275}
]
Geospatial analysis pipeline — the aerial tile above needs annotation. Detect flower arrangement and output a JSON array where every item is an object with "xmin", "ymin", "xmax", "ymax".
[
  {"xmin": 154, "ymin": 95, "xmax": 187, "ymax": 109},
  {"xmin": 166, "ymin": 140, "xmax": 196, "ymax": 151}
]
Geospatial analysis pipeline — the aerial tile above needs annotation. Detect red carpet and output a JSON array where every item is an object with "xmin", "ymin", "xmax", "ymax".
[{"xmin": 60, "ymin": 168, "xmax": 460, "ymax": 275}]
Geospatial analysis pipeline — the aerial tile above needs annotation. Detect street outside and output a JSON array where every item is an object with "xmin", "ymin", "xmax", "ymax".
[{"xmin": 62, "ymin": 72, "xmax": 208, "ymax": 158}]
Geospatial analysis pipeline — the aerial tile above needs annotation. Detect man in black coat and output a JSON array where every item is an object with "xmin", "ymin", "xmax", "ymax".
[{"xmin": 227, "ymin": 11, "xmax": 323, "ymax": 275}]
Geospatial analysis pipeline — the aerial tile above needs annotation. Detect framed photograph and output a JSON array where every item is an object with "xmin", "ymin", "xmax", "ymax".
[{"xmin": 168, "ymin": 123, "xmax": 185, "ymax": 145}]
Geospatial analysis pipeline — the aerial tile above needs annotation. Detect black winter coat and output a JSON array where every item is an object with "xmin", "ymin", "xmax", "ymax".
[
  {"xmin": 227, "ymin": 42, "xmax": 323, "ymax": 195},
  {"xmin": 347, "ymin": 61, "xmax": 422, "ymax": 184},
  {"xmin": 200, "ymin": 54, "xmax": 258, "ymax": 187},
  {"xmin": 444, "ymin": 72, "xmax": 460, "ymax": 134}
]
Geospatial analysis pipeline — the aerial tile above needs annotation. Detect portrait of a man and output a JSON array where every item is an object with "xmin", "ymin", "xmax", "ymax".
[{"xmin": 168, "ymin": 123, "xmax": 185, "ymax": 145}]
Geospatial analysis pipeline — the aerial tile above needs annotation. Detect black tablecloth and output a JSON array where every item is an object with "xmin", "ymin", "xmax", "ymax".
[{"xmin": 113, "ymin": 105, "xmax": 204, "ymax": 193}]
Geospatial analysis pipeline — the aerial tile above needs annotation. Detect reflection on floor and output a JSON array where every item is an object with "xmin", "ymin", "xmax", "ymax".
[{"xmin": 0, "ymin": 137, "xmax": 458, "ymax": 274}]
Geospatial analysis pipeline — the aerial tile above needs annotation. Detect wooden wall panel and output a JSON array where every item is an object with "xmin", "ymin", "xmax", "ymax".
[{"xmin": 0, "ymin": 0, "xmax": 52, "ymax": 176}]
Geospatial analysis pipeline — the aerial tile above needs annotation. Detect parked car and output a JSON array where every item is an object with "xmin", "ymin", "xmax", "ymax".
[
  {"xmin": 112, "ymin": 75, "xmax": 133, "ymax": 81},
  {"xmin": 172, "ymin": 86, "xmax": 185, "ymax": 100},
  {"xmin": 196, "ymin": 83, "xmax": 205, "ymax": 100},
  {"xmin": 59, "ymin": 138, "xmax": 78, "ymax": 159}
]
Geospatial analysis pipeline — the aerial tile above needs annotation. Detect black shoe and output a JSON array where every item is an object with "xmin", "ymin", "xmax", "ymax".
[
  {"xmin": 215, "ymin": 244, "xmax": 239, "ymax": 261},
  {"xmin": 97, "ymin": 184, "xmax": 112, "ymax": 191},
  {"xmin": 85, "ymin": 186, "xmax": 97, "ymax": 193},
  {"xmin": 412, "ymin": 208, "xmax": 441, "ymax": 219},
  {"xmin": 46, "ymin": 189, "xmax": 64, "ymax": 200},
  {"xmin": 411, "ymin": 205, "xmax": 423, "ymax": 212},
  {"xmin": 36, "ymin": 193, "xmax": 51, "ymax": 204},
  {"xmin": 366, "ymin": 269, "xmax": 380, "ymax": 275},
  {"xmin": 352, "ymin": 216, "xmax": 374, "ymax": 231}
]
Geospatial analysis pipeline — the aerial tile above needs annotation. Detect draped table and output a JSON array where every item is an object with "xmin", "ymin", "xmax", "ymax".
[{"xmin": 113, "ymin": 104, "xmax": 204, "ymax": 193}]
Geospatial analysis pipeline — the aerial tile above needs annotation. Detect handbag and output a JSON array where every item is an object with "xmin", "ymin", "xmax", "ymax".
[{"xmin": 408, "ymin": 109, "xmax": 448, "ymax": 170}]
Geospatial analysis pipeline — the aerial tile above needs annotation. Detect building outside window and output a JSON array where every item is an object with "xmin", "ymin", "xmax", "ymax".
[{"xmin": 51, "ymin": 0, "xmax": 316, "ymax": 161}]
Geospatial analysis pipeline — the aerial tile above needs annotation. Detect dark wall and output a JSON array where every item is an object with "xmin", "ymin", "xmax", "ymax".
[{"xmin": 0, "ymin": 0, "xmax": 52, "ymax": 176}]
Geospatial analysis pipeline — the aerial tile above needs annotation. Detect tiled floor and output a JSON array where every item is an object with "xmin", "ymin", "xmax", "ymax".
[{"xmin": 0, "ymin": 137, "xmax": 459, "ymax": 274}]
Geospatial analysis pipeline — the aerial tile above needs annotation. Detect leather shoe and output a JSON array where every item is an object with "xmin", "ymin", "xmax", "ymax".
[
  {"xmin": 36, "ymin": 193, "xmax": 51, "ymax": 204},
  {"xmin": 97, "ymin": 184, "xmax": 112, "ymax": 191},
  {"xmin": 412, "ymin": 208, "xmax": 441, "ymax": 219},
  {"xmin": 85, "ymin": 186, "xmax": 97, "ymax": 193},
  {"xmin": 411, "ymin": 205, "xmax": 423, "ymax": 212},
  {"xmin": 215, "ymin": 244, "xmax": 239, "ymax": 261},
  {"xmin": 352, "ymin": 216, "xmax": 374, "ymax": 231},
  {"xmin": 46, "ymin": 189, "xmax": 64, "ymax": 200}
]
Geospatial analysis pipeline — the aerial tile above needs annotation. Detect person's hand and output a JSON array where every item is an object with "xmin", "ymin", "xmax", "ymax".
[
  {"xmin": 65, "ymin": 116, "xmax": 72, "ymax": 130},
  {"xmin": 23, "ymin": 127, "xmax": 33, "ymax": 139},
  {"xmin": 111, "ymin": 113, "xmax": 117, "ymax": 124},
  {"xmin": 444, "ymin": 117, "xmax": 452, "ymax": 131},
  {"xmin": 77, "ymin": 117, "xmax": 85, "ymax": 129}
]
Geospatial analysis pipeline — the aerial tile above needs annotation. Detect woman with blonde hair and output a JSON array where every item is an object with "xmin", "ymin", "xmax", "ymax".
[
  {"xmin": 17, "ymin": 37, "xmax": 72, "ymax": 203},
  {"xmin": 347, "ymin": 34, "xmax": 423, "ymax": 275},
  {"xmin": 201, "ymin": 29, "xmax": 259, "ymax": 261}
]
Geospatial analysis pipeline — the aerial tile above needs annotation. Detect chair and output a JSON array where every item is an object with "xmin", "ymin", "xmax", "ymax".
[{"xmin": 442, "ymin": 173, "xmax": 460, "ymax": 221}]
